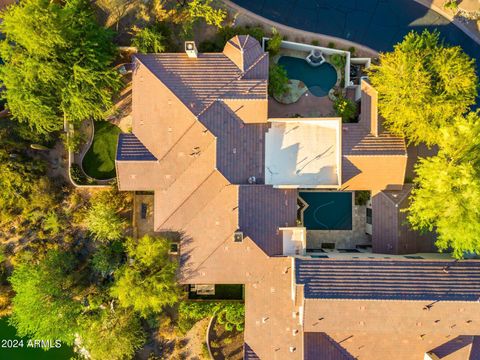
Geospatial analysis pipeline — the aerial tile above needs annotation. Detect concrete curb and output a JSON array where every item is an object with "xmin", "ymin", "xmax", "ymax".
[
  {"xmin": 223, "ymin": 0, "xmax": 379, "ymax": 57},
  {"xmin": 224, "ymin": 0, "xmax": 480, "ymax": 51},
  {"xmin": 67, "ymin": 120, "xmax": 114, "ymax": 189},
  {"xmin": 205, "ymin": 316, "xmax": 215, "ymax": 360},
  {"xmin": 413, "ymin": 0, "xmax": 480, "ymax": 46}
]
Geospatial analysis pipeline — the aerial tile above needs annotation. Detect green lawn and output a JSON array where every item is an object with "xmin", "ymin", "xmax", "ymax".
[{"xmin": 82, "ymin": 121, "xmax": 121, "ymax": 180}]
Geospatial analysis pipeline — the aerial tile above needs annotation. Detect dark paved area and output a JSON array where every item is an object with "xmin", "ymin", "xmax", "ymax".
[{"xmin": 232, "ymin": 0, "xmax": 480, "ymax": 62}]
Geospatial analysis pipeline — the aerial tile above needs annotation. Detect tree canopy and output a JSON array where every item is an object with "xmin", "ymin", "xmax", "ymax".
[
  {"xmin": 408, "ymin": 112, "xmax": 480, "ymax": 258},
  {"xmin": 111, "ymin": 235, "xmax": 180, "ymax": 317},
  {"xmin": 79, "ymin": 309, "xmax": 145, "ymax": 360},
  {"xmin": 187, "ymin": 0, "xmax": 226, "ymax": 28},
  {"xmin": 368, "ymin": 30, "xmax": 477, "ymax": 146},
  {"xmin": 0, "ymin": 0, "xmax": 121, "ymax": 133},
  {"xmin": 132, "ymin": 24, "xmax": 167, "ymax": 53},
  {"xmin": 86, "ymin": 189, "xmax": 127, "ymax": 242},
  {"xmin": 9, "ymin": 251, "xmax": 82, "ymax": 344}
]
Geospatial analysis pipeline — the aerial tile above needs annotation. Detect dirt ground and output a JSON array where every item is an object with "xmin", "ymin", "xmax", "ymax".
[
  {"xmin": 208, "ymin": 318, "xmax": 243, "ymax": 360},
  {"xmin": 169, "ymin": 318, "xmax": 210, "ymax": 360}
]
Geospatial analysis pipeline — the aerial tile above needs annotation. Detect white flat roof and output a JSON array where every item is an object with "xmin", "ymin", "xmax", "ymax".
[{"xmin": 265, "ymin": 118, "xmax": 341, "ymax": 187}]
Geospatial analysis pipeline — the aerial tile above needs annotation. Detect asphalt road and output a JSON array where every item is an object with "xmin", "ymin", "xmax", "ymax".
[{"xmin": 231, "ymin": 0, "xmax": 480, "ymax": 61}]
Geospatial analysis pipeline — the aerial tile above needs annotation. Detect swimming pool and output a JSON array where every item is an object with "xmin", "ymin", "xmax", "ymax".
[
  {"xmin": 299, "ymin": 191, "xmax": 352, "ymax": 230},
  {"xmin": 277, "ymin": 56, "xmax": 338, "ymax": 97}
]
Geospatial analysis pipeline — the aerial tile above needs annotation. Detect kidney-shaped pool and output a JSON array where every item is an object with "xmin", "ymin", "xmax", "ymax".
[{"xmin": 277, "ymin": 56, "xmax": 338, "ymax": 97}]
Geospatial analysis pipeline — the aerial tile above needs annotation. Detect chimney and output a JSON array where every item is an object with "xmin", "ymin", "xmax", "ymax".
[
  {"xmin": 185, "ymin": 41, "xmax": 198, "ymax": 58},
  {"xmin": 360, "ymin": 79, "xmax": 380, "ymax": 137}
]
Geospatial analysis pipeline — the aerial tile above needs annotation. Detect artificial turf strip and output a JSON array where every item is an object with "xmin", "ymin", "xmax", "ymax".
[{"xmin": 82, "ymin": 121, "xmax": 121, "ymax": 180}]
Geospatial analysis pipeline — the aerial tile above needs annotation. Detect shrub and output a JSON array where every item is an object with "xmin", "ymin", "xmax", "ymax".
[
  {"xmin": 330, "ymin": 54, "xmax": 346, "ymax": 69},
  {"xmin": 267, "ymin": 28, "xmax": 282, "ymax": 56},
  {"xmin": 199, "ymin": 25, "xmax": 265, "ymax": 53},
  {"xmin": 132, "ymin": 24, "xmax": 166, "ymax": 53},
  {"xmin": 70, "ymin": 164, "xmax": 94, "ymax": 185},
  {"xmin": 177, "ymin": 301, "xmax": 220, "ymax": 334},
  {"xmin": 348, "ymin": 46, "xmax": 356, "ymax": 56},
  {"xmin": 443, "ymin": 0, "xmax": 458, "ymax": 11},
  {"xmin": 334, "ymin": 95, "xmax": 357, "ymax": 123},
  {"xmin": 327, "ymin": 41, "xmax": 336, "ymax": 48},
  {"xmin": 268, "ymin": 64, "xmax": 289, "ymax": 98},
  {"xmin": 354, "ymin": 191, "xmax": 371, "ymax": 206},
  {"xmin": 216, "ymin": 303, "xmax": 244, "ymax": 332},
  {"xmin": 311, "ymin": 39, "xmax": 320, "ymax": 46}
]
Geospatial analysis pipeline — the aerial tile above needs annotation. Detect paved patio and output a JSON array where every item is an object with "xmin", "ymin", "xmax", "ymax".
[
  {"xmin": 134, "ymin": 193, "xmax": 155, "ymax": 237},
  {"xmin": 306, "ymin": 204, "xmax": 371, "ymax": 250},
  {"xmin": 268, "ymin": 93, "xmax": 334, "ymax": 118}
]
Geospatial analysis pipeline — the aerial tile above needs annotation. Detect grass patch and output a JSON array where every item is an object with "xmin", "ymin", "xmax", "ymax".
[{"xmin": 82, "ymin": 121, "xmax": 121, "ymax": 180}]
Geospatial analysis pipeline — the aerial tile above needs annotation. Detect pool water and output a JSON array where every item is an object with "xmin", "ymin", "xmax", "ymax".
[
  {"xmin": 299, "ymin": 191, "xmax": 352, "ymax": 230},
  {"xmin": 277, "ymin": 56, "xmax": 338, "ymax": 97}
]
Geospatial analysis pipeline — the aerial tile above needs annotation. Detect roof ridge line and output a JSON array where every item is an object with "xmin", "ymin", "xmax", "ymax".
[
  {"xmin": 179, "ymin": 184, "xmax": 242, "ymax": 272},
  {"xmin": 133, "ymin": 54, "xmax": 205, "ymax": 120},
  {"xmin": 242, "ymin": 52, "xmax": 269, "ymax": 80}
]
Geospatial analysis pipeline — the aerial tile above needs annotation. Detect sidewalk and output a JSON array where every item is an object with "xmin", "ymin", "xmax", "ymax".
[
  {"xmin": 223, "ymin": 0, "xmax": 379, "ymax": 58},
  {"xmin": 415, "ymin": 0, "xmax": 480, "ymax": 45}
]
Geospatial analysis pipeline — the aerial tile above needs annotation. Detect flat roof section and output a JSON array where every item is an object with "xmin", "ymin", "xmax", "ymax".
[{"xmin": 265, "ymin": 118, "xmax": 341, "ymax": 187}]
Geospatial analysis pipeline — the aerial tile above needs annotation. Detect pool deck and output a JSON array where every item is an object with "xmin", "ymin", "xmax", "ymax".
[
  {"xmin": 306, "ymin": 204, "xmax": 371, "ymax": 250},
  {"xmin": 268, "ymin": 93, "xmax": 334, "ymax": 118}
]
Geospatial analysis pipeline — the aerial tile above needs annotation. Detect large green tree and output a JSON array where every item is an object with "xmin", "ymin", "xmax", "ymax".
[
  {"xmin": 369, "ymin": 30, "xmax": 477, "ymax": 146},
  {"xmin": 86, "ymin": 189, "xmax": 127, "ymax": 242},
  {"xmin": 0, "ymin": 0, "xmax": 121, "ymax": 133},
  {"xmin": 111, "ymin": 235, "xmax": 180, "ymax": 317},
  {"xmin": 187, "ymin": 0, "xmax": 226, "ymax": 28},
  {"xmin": 408, "ymin": 112, "xmax": 480, "ymax": 258},
  {"xmin": 9, "ymin": 251, "xmax": 82, "ymax": 344},
  {"xmin": 79, "ymin": 309, "xmax": 145, "ymax": 360}
]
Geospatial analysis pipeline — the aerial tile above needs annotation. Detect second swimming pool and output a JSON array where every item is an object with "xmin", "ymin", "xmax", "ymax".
[
  {"xmin": 299, "ymin": 191, "xmax": 352, "ymax": 230},
  {"xmin": 277, "ymin": 56, "xmax": 338, "ymax": 97}
]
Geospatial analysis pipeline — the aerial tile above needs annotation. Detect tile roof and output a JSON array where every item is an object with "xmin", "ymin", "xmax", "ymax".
[
  {"xmin": 341, "ymin": 154, "xmax": 407, "ymax": 190},
  {"xmin": 223, "ymin": 35, "xmax": 267, "ymax": 74},
  {"xmin": 135, "ymin": 37, "xmax": 268, "ymax": 119},
  {"xmin": 470, "ymin": 336, "xmax": 480, "ymax": 360},
  {"xmin": 295, "ymin": 258, "xmax": 480, "ymax": 301},
  {"xmin": 198, "ymin": 102, "xmax": 267, "ymax": 183},
  {"xmin": 372, "ymin": 185, "xmax": 437, "ymax": 254},
  {"xmin": 342, "ymin": 123, "xmax": 406, "ymax": 156},
  {"xmin": 243, "ymin": 343, "xmax": 260, "ymax": 360},
  {"xmin": 304, "ymin": 332, "xmax": 355, "ymax": 360},
  {"xmin": 116, "ymin": 133, "xmax": 157, "ymax": 161},
  {"xmin": 239, "ymin": 185, "xmax": 297, "ymax": 255},
  {"xmin": 339, "ymin": 83, "xmax": 407, "ymax": 190}
]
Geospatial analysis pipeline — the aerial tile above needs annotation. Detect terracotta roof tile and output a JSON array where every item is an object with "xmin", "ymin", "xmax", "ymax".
[
  {"xmin": 304, "ymin": 332, "xmax": 355, "ymax": 360},
  {"xmin": 296, "ymin": 258, "xmax": 480, "ymax": 301},
  {"xmin": 223, "ymin": 35, "xmax": 266, "ymax": 74},
  {"xmin": 342, "ymin": 123, "xmax": 406, "ymax": 156},
  {"xmin": 116, "ymin": 133, "xmax": 157, "ymax": 161},
  {"xmin": 243, "ymin": 343, "xmax": 260, "ymax": 359},
  {"xmin": 239, "ymin": 185, "xmax": 297, "ymax": 255},
  {"xmin": 199, "ymin": 102, "xmax": 267, "ymax": 183}
]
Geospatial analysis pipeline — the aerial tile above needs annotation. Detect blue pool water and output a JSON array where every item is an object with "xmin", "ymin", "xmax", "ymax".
[
  {"xmin": 299, "ymin": 191, "xmax": 352, "ymax": 230},
  {"xmin": 277, "ymin": 56, "xmax": 337, "ymax": 97}
]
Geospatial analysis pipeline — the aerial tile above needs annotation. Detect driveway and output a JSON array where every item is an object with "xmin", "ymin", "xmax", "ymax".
[{"xmin": 230, "ymin": 0, "xmax": 480, "ymax": 61}]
